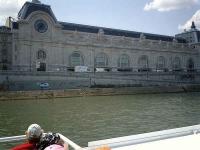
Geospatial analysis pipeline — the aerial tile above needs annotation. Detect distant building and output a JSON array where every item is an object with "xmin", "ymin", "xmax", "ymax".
[
  {"xmin": 0, "ymin": 0, "xmax": 200, "ymax": 90},
  {"xmin": 176, "ymin": 21, "xmax": 200, "ymax": 45}
]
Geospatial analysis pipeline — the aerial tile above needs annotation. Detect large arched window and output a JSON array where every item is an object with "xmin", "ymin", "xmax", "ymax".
[
  {"xmin": 138, "ymin": 55, "xmax": 149, "ymax": 70},
  {"xmin": 37, "ymin": 50, "xmax": 46, "ymax": 59},
  {"xmin": 95, "ymin": 52, "xmax": 108, "ymax": 67},
  {"xmin": 187, "ymin": 58, "xmax": 195, "ymax": 71},
  {"xmin": 173, "ymin": 57, "xmax": 181, "ymax": 70},
  {"xmin": 118, "ymin": 54, "xmax": 130, "ymax": 68},
  {"xmin": 156, "ymin": 56, "xmax": 165, "ymax": 70},
  {"xmin": 69, "ymin": 52, "xmax": 84, "ymax": 67}
]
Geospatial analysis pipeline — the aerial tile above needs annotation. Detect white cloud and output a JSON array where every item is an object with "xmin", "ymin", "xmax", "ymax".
[
  {"xmin": 0, "ymin": 0, "xmax": 28, "ymax": 25},
  {"xmin": 178, "ymin": 10, "xmax": 200, "ymax": 31},
  {"xmin": 144, "ymin": 0, "xmax": 198, "ymax": 12}
]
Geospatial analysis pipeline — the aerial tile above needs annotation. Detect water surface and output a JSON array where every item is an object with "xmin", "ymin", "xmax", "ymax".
[{"xmin": 0, "ymin": 92, "xmax": 200, "ymax": 149}]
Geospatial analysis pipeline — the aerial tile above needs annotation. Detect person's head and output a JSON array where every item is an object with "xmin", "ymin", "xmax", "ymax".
[{"xmin": 25, "ymin": 124, "xmax": 44, "ymax": 143}]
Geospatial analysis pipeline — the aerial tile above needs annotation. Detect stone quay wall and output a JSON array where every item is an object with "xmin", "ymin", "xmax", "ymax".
[
  {"xmin": 0, "ymin": 85, "xmax": 200, "ymax": 101},
  {"xmin": 0, "ymin": 71, "xmax": 200, "ymax": 91}
]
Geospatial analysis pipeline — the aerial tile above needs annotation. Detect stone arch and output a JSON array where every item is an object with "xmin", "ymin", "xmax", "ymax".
[
  {"xmin": 95, "ymin": 52, "xmax": 109, "ymax": 67},
  {"xmin": 69, "ymin": 51, "xmax": 84, "ymax": 67},
  {"xmin": 37, "ymin": 50, "xmax": 46, "ymax": 60},
  {"xmin": 187, "ymin": 58, "xmax": 195, "ymax": 71},
  {"xmin": 156, "ymin": 56, "xmax": 166, "ymax": 70},
  {"xmin": 118, "ymin": 54, "xmax": 130, "ymax": 68},
  {"xmin": 27, "ymin": 11, "xmax": 57, "ymax": 26},
  {"xmin": 138, "ymin": 55, "xmax": 149, "ymax": 71},
  {"xmin": 172, "ymin": 57, "xmax": 181, "ymax": 71}
]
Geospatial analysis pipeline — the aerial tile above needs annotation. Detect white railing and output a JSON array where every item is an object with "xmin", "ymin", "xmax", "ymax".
[
  {"xmin": 59, "ymin": 134, "xmax": 82, "ymax": 150},
  {"xmin": 0, "ymin": 135, "xmax": 26, "ymax": 143},
  {"xmin": 87, "ymin": 124, "xmax": 200, "ymax": 149}
]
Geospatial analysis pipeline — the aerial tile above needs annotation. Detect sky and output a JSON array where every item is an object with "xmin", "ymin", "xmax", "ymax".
[{"xmin": 0, "ymin": 0, "xmax": 199, "ymax": 36}]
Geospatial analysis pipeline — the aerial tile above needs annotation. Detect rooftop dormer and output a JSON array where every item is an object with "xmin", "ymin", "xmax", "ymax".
[{"xmin": 17, "ymin": 0, "xmax": 57, "ymax": 22}]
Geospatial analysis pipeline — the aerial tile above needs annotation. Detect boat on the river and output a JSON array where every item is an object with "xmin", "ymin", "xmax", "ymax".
[{"xmin": 1, "ymin": 124, "xmax": 200, "ymax": 150}]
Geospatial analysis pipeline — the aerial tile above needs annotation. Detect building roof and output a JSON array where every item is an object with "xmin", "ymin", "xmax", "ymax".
[
  {"xmin": 60, "ymin": 22, "xmax": 186, "ymax": 43},
  {"xmin": 175, "ymin": 22, "xmax": 200, "ymax": 43},
  {"xmin": 197, "ymin": 31, "xmax": 200, "ymax": 42},
  {"xmin": 17, "ymin": 1, "xmax": 186, "ymax": 44},
  {"xmin": 18, "ymin": 1, "xmax": 57, "ymax": 22}
]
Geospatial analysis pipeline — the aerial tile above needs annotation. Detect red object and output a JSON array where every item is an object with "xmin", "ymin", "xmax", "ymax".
[{"xmin": 11, "ymin": 142, "xmax": 36, "ymax": 150}]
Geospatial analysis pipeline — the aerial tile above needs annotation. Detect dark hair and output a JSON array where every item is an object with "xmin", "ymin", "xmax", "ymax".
[{"xmin": 37, "ymin": 132, "xmax": 60, "ymax": 150}]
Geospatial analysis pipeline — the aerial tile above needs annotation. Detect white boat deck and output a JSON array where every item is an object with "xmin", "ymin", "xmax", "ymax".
[
  {"xmin": 1, "ymin": 124, "xmax": 200, "ymax": 150},
  {"xmin": 112, "ymin": 134, "xmax": 200, "ymax": 150},
  {"xmin": 87, "ymin": 124, "xmax": 200, "ymax": 150}
]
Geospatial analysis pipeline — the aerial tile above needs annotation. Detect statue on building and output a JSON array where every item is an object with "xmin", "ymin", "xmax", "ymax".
[{"xmin": 191, "ymin": 21, "xmax": 196, "ymax": 29}]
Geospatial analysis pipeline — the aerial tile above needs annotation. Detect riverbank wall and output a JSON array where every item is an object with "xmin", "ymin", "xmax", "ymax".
[
  {"xmin": 0, "ymin": 85, "xmax": 200, "ymax": 101},
  {"xmin": 1, "ymin": 71, "xmax": 200, "ymax": 91}
]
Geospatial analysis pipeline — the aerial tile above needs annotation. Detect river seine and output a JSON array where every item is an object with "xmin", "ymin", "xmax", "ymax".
[{"xmin": 1, "ymin": 92, "xmax": 200, "ymax": 149}]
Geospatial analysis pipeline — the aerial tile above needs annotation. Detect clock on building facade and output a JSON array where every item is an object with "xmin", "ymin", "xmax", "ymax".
[{"xmin": 34, "ymin": 19, "xmax": 48, "ymax": 33}]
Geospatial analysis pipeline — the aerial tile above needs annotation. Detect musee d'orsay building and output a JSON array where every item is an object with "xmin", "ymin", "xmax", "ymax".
[{"xmin": 0, "ymin": 0, "xmax": 200, "ymax": 90}]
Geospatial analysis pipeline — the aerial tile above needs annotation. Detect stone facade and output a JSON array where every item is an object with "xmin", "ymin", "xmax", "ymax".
[
  {"xmin": 0, "ymin": 26, "xmax": 12, "ymax": 70},
  {"xmin": 176, "ymin": 22, "xmax": 200, "ymax": 44},
  {"xmin": 0, "ymin": 0, "xmax": 200, "ymax": 91},
  {"xmin": 8, "ymin": 1, "xmax": 198, "ymax": 73}
]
